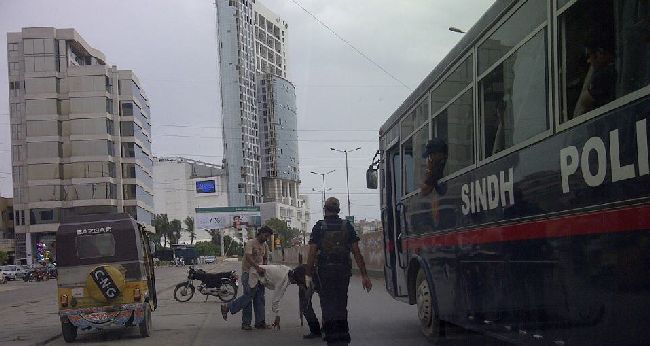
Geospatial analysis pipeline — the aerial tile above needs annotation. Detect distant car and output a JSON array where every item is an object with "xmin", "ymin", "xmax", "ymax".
[
  {"xmin": 204, "ymin": 256, "xmax": 216, "ymax": 264},
  {"xmin": 0, "ymin": 265, "xmax": 20, "ymax": 280}
]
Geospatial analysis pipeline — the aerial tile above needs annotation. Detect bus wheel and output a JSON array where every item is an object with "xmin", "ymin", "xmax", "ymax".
[
  {"xmin": 61, "ymin": 321, "xmax": 77, "ymax": 343},
  {"xmin": 416, "ymin": 269, "xmax": 442, "ymax": 341}
]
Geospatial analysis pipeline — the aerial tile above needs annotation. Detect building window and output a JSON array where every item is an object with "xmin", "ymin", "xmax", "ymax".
[{"xmin": 121, "ymin": 102, "xmax": 133, "ymax": 116}]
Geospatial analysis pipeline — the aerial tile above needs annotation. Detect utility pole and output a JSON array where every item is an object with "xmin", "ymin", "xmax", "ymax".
[
  {"xmin": 330, "ymin": 147, "xmax": 361, "ymax": 217},
  {"xmin": 310, "ymin": 170, "xmax": 335, "ymax": 216}
]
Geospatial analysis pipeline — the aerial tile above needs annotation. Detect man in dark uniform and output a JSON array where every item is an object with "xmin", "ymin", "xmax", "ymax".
[{"xmin": 306, "ymin": 197, "xmax": 372, "ymax": 345}]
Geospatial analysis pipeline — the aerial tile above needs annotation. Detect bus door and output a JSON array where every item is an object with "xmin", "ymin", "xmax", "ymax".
[{"xmin": 383, "ymin": 146, "xmax": 408, "ymax": 297}]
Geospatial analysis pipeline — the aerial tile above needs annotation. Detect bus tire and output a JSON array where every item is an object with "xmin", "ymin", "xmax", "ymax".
[
  {"xmin": 416, "ymin": 269, "xmax": 443, "ymax": 342},
  {"xmin": 61, "ymin": 321, "xmax": 77, "ymax": 343}
]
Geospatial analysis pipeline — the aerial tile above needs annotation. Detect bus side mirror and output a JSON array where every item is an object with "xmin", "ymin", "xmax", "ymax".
[{"xmin": 366, "ymin": 168, "xmax": 378, "ymax": 189}]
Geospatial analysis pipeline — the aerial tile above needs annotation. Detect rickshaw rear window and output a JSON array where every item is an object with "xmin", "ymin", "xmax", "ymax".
[{"xmin": 76, "ymin": 233, "xmax": 116, "ymax": 259}]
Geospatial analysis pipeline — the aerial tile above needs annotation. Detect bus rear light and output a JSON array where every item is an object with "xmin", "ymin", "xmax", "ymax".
[
  {"xmin": 60, "ymin": 294, "xmax": 69, "ymax": 307},
  {"xmin": 133, "ymin": 288, "xmax": 142, "ymax": 302}
]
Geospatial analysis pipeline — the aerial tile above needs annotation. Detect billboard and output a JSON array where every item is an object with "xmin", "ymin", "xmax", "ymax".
[
  {"xmin": 195, "ymin": 206, "xmax": 261, "ymax": 230},
  {"xmin": 195, "ymin": 180, "xmax": 216, "ymax": 193}
]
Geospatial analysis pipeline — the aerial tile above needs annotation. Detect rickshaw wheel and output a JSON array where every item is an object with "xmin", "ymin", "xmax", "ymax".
[
  {"xmin": 61, "ymin": 321, "xmax": 77, "ymax": 343},
  {"xmin": 139, "ymin": 302, "xmax": 152, "ymax": 337}
]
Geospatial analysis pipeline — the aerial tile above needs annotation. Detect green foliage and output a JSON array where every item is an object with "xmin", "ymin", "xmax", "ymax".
[
  {"xmin": 184, "ymin": 216, "xmax": 196, "ymax": 245},
  {"xmin": 0, "ymin": 251, "xmax": 7, "ymax": 265},
  {"xmin": 265, "ymin": 218, "xmax": 302, "ymax": 248},
  {"xmin": 201, "ymin": 232, "xmax": 243, "ymax": 256},
  {"xmin": 223, "ymin": 235, "xmax": 243, "ymax": 256},
  {"xmin": 195, "ymin": 241, "xmax": 218, "ymax": 256},
  {"xmin": 169, "ymin": 219, "xmax": 182, "ymax": 244},
  {"xmin": 153, "ymin": 214, "xmax": 170, "ymax": 248}
]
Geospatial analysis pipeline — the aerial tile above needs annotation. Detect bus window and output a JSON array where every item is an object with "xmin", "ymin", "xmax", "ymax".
[
  {"xmin": 480, "ymin": 29, "xmax": 548, "ymax": 157},
  {"xmin": 414, "ymin": 97, "xmax": 429, "ymax": 129},
  {"xmin": 478, "ymin": 0, "xmax": 547, "ymax": 75},
  {"xmin": 413, "ymin": 124, "xmax": 429, "ymax": 190},
  {"xmin": 431, "ymin": 54, "xmax": 472, "ymax": 115},
  {"xmin": 559, "ymin": 0, "xmax": 650, "ymax": 122},
  {"xmin": 400, "ymin": 111, "xmax": 414, "ymax": 138},
  {"xmin": 402, "ymin": 138, "xmax": 415, "ymax": 195},
  {"xmin": 434, "ymin": 88, "xmax": 474, "ymax": 176}
]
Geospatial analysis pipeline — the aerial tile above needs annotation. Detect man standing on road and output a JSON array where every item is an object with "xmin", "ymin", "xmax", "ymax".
[
  {"xmin": 306, "ymin": 197, "xmax": 372, "ymax": 345},
  {"xmin": 220, "ymin": 226, "xmax": 273, "ymax": 330}
]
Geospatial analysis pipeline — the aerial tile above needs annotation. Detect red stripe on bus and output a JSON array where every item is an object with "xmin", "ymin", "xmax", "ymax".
[{"xmin": 403, "ymin": 204, "xmax": 650, "ymax": 250}]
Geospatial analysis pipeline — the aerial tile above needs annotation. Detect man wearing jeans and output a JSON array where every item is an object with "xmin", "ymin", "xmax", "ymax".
[{"xmin": 221, "ymin": 226, "xmax": 273, "ymax": 330}]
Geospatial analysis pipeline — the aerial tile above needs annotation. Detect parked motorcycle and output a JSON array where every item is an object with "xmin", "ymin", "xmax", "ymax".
[
  {"xmin": 173, "ymin": 267, "xmax": 238, "ymax": 303},
  {"xmin": 23, "ymin": 268, "xmax": 49, "ymax": 282},
  {"xmin": 0, "ymin": 274, "xmax": 6, "ymax": 284}
]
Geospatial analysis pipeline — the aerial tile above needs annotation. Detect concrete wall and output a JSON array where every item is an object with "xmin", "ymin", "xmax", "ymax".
[{"xmin": 272, "ymin": 231, "xmax": 384, "ymax": 272}]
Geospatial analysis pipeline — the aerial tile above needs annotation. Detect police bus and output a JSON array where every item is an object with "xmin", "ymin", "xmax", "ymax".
[{"xmin": 367, "ymin": 0, "xmax": 650, "ymax": 344}]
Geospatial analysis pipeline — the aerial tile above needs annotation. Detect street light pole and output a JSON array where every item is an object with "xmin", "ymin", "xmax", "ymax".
[
  {"xmin": 310, "ymin": 170, "xmax": 335, "ymax": 216},
  {"xmin": 330, "ymin": 147, "xmax": 361, "ymax": 217}
]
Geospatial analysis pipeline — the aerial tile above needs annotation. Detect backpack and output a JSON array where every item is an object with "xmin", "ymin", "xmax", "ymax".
[{"xmin": 317, "ymin": 219, "xmax": 352, "ymax": 269}]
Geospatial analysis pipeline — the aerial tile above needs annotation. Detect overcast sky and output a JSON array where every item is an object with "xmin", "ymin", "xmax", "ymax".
[{"xmin": 0, "ymin": 0, "xmax": 495, "ymax": 221}]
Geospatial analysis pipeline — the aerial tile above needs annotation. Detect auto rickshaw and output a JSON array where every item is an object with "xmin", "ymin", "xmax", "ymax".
[{"xmin": 56, "ymin": 213, "xmax": 157, "ymax": 342}]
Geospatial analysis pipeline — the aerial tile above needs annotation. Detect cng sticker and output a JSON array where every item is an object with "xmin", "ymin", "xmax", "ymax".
[{"xmin": 85, "ymin": 265, "xmax": 125, "ymax": 302}]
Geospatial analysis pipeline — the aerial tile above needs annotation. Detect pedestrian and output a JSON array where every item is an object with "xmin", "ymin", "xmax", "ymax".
[
  {"xmin": 306, "ymin": 197, "xmax": 372, "ymax": 345},
  {"xmin": 299, "ymin": 268, "xmax": 322, "ymax": 339},
  {"xmin": 221, "ymin": 264, "xmax": 318, "ymax": 334},
  {"xmin": 220, "ymin": 225, "xmax": 273, "ymax": 330}
]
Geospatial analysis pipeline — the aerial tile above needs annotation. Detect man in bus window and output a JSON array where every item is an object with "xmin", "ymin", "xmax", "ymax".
[
  {"xmin": 574, "ymin": 32, "xmax": 616, "ymax": 116},
  {"xmin": 421, "ymin": 139, "xmax": 448, "ymax": 227},
  {"xmin": 421, "ymin": 138, "xmax": 448, "ymax": 197}
]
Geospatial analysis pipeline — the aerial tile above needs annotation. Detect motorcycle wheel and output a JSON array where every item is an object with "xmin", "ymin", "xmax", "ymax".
[
  {"xmin": 173, "ymin": 282, "xmax": 195, "ymax": 302},
  {"xmin": 217, "ymin": 280, "xmax": 237, "ymax": 303}
]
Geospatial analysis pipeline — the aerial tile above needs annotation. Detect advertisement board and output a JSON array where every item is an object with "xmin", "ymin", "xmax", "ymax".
[
  {"xmin": 195, "ymin": 180, "xmax": 216, "ymax": 193},
  {"xmin": 195, "ymin": 206, "xmax": 261, "ymax": 230}
]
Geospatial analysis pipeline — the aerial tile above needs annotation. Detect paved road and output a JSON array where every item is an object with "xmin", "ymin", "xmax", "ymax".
[{"xmin": 0, "ymin": 261, "xmax": 506, "ymax": 345}]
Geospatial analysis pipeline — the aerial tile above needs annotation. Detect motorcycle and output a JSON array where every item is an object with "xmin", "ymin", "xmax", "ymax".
[
  {"xmin": 23, "ymin": 267, "xmax": 49, "ymax": 282},
  {"xmin": 173, "ymin": 266, "xmax": 238, "ymax": 303},
  {"xmin": 0, "ymin": 274, "xmax": 6, "ymax": 284}
]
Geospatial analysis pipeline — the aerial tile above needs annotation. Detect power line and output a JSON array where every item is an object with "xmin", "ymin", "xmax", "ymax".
[
  {"xmin": 286, "ymin": 0, "xmax": 412, "ymax": 92},
  {"xmin": 156, "ymin": 133, "xmax": 377, "ymax": 143},
  {"xmin": 155, "ymin": 123, "xmax": 378, "ymax": 132}
]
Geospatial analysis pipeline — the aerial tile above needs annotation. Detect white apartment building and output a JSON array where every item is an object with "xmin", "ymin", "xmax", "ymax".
[
  {"xmin": 153, "ymin": 157, "xmax": 228, "ymax": 243},
  {"xmin": 7, "ymin": 27, "xmax": 154, "ymax": 264},
  {"xmin": 215, "ymin": 0, "xmax": 289, "ymax": 207},
  {"xmin": 216, "ymin": 0, "xmax": 309, "ymax": 234},
  {"xmin": 216, "ymin": 0, "xmax": 262, "ymax": 207}
]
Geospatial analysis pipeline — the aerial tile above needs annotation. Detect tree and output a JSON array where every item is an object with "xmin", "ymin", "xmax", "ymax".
[
  {"xmin": 169, "ymin": 219, "xmax": 182, "ymax": 244},
  {"xmin": 204, "ymin": 231, "xmax": 243, "ymax": 256},
  {"xmin": 223, "ymin": 235, "xmax": 243, "ymax": 256},
  {"xmin": 153, "ymin": 214, "xmax": 170, "ymax": 248},
  {"xmin": 184, "ymin": 216, "xmax": 196, "ymax": 245},
  {"xmin": 265, "ymin": 218, "xmax": 301, "ymax": 248},
  {"xmin": 0, "ymin": 250, "xmax": 7, "ymax": 265},
  {"xmin": 195, "ymin": 241, "xmax": 219, "ymax": 256}
]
